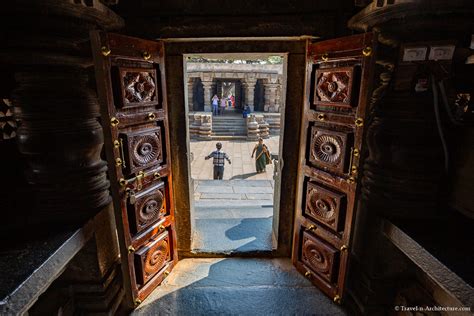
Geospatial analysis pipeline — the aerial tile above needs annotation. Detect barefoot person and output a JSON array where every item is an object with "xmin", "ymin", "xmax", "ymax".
[
  {"xmin": 251, "ymin": 137, "xmax": 271, "ymax": 173},
  {"xmin": 205, "ymin": 142, "xmax": 231, "ymax": 180}
]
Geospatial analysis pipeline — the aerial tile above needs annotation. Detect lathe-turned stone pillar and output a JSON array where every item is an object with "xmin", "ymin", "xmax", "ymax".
[
  {"xmin": 202, "ymin": 81, "xmax": 213, "ymax": 112},
  {"xmin": 243, "ymin": 78, "xmax": 257, "ymax": 112}
]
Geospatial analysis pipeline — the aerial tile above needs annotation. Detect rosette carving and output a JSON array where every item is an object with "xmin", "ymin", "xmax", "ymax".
[
  {"xmin": 122, "ymin": 127, "xmax": 164, "ymax": 174},
  {"xmin": 313, "ymin": 134, "xmax": 342, "ymax": 165},
  {"xmin": 309, "ymin": 126, "xmax": 352, "ymax": 173},
  {"xmin": 137, "ymin": 189, "xmax": 164, "ymax": 229},
  {"xmin": 131, "ymin": 133, "xmax": 162, "ymax": 166},
  {"xmin": 301, "ymin": 232, "xmax": 339, "ymax": 283},
  {"xmin": 305, "ymin": 182, "xmax": 346, "ymax": 232},
  {"xmin": 135, "ymin": 233, "xmax": 170, "ymax": 285}
]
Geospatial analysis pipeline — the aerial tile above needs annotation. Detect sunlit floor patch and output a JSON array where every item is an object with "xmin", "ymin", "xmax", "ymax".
[{"xmin": 132, "ymin": 258, "xmax": 348, "ymax": 316}]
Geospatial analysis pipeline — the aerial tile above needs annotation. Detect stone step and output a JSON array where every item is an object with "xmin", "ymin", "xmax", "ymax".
[
  {"xmin": 212, "ymin": 124, "xmax": 246, "ymax": 128},
  {"xmin": 210, "ymin": 135, "xmax": 248, "ymax": 140},
  {"xmin": 212, "ymin": 116, "xmax": 245, "ymax": 120},
  {"xmin": 212, "ymin": 124, "xmax": 246, "ymax": 127},
  {"xmin": 211, "ymin": 133, "xmax": 247, "ymax": 137},
  {"xmin": 212, "ymin": 127, "xmax": 246, "ymax": 130},
  {"xmin": 212, "ymin": 121, "xmax": 246, "ymax": 124}
]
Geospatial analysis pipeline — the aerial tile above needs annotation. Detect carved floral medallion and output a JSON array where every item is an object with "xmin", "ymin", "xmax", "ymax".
[
  {"xmin": 314, "ymin": 67, "xmax": 354, "ymax": 108},
  {"xmin": 309, "ymin": 126, "xmax": 351, "ymax": 173},
  {"xmin": 123, "ymin": 71, "xmax": 157, "ymax": 103}
]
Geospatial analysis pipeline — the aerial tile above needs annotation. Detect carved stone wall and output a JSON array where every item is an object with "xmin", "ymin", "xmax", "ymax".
[
  {"xmin": 186, "ymin": 63, "xmax": 284, "ymax": 113},
  {"xmin": 188, "ymin": 113, "xmax": 212, "ymax": 140}
]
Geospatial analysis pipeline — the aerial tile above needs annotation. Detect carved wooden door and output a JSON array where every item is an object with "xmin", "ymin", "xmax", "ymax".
[
  {"xmin": 90, "ymin": 32, "xmax": 178, "ymax": 308},
  {"xmin": 293, "ymin": 33, "xmax": 375, "ymax": 304}
]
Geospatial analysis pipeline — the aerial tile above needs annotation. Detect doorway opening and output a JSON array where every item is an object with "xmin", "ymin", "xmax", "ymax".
[{"xmin": 184, "ymin": 53, "xmax": 287, "ymax": 254}]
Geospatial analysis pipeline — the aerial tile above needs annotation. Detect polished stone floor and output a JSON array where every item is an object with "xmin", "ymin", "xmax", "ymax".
[
  {"xmin": 132, "ymin": 258, "xmax": 348, "ymax": 316},
  {"xmin": 192, "ymin": 180, "xmax": 274, "ymax": 254}
]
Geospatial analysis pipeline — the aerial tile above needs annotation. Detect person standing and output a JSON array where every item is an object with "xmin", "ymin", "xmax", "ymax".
[
  {"xmin": 251, "ymin": 137, "xmax": 271, "ymax": 173},
  {"xmin": 205, "ymin": 142, "xmax": 231, "ymax": 180},
  {"xmin": 211, "ymin": 94, "xmax": 219, "ymax": 116},
  {"xmin": 220, "ymin": 97, "xmax": 227, "ymax": 115}
]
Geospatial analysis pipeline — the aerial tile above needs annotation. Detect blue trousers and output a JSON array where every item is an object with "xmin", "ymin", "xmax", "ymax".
[{"xmin": 213, "ymin": 166, "xmax": 224, "ymax": 180}]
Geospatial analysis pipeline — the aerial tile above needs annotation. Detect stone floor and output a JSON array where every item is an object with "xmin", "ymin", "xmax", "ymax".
[
  {"xmin": 190, "ymin": 136, "xmax": 280, "ymax": 181},
  {"xmin": 192, "ymin": 180, "xmax": 274, "ymax": 253},
  {"xmin": 132, "ymin": 258, "xmax": 348, "ymax": 316}
]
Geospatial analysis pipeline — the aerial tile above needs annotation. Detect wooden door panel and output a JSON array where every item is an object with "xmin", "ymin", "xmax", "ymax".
[
  {"xmin": 293, "ymin": 33, "xmax": 375, "ymax": 305},
  {"xmin": 91, "ymin": 31, "xmax": 177, "ymax": 308},
  {"xmin": 134, "ymin": 230, "xmax": 172, "ymax": 286},
  {"xmin": 308, "ymin": 125, "xmax": 354, "ymax": 175},
  {"xmin": 314, "ymin": 66, "xmax": 356, "ymax": 109},
  {"xmin": 118, "ymin": 67, "xmax": 160, "ymax": 108},
  {"xmin": 126, "ymin": 181, "xmax": 167, "ymax": 235},
  {"xmin": 120, "ymin": 126, "xmax": 164, "ymax": 175},
  {"xmin": 301, "ymin": 231, "xmax": 340, "ymax": 284},
  {"xmin": 304, "ymin": 181, "xmax": 347, "ymax": 233}
]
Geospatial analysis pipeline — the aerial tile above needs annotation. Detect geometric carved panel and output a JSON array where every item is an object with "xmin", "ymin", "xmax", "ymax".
[
  {"xmin": 314, "ymin": 66, "xmax": 354, "ymax": 108},
  {"xmin": 309, "ymin": 126, "xmax": 352, "ymax": 174},
  {"xmin": 134, "ymin": 231, "xmax": 171, "ymax": 286},
  {"xmin": 127, "ymin": 182, "xmax": 166, "ymax": 234},
  {"xmin": 121, "ymin": 126, "xmax": 163, "ymax": 175},
  {"xmin": 301, "ymin": 231, "xmax": 339, "ymax": 283},
  {"xmin": 119, "ymin": 68, "xmax": 159, "ymax": 108},
  {"xmin": 305, "ymin": 182, "xmax": 346, "ymax": 233}
]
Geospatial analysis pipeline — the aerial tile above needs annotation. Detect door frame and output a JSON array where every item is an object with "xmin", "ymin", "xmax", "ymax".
[
  {"xmin": 182, "ymin": 52, "xmax": 289, "ymax": 253},
  {"xmin": 162, "ymin": 37, "xmax": 311, "ymax": 257}
]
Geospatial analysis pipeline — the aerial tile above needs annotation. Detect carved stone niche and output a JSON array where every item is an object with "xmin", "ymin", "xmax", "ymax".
[
  {"xmin": 127, "ymin": 182, "xmax": 166, "ymax": 234},
  {"xmin": 134, "ymin": 230, "xmax": 171, "ymax": 286},
  {"xmin": 305, "ymin": 182, "xmax": 347, "ymax": 233},
  {"xmin": 309, "ymin": 126, "xmax": 353, "ymax": 174},
  {"xmin": 314, "ymin": 66, "xmax": 355, "ymax": 108},
  {"xmin": 301, "ymin": 231, "xmax": 340, "ymax": 284},
  {"xmin": 118, "ymin": 68, "xmax": 159, "ymax": 108},
  {"xmin": 120, "ymin": 126, "xmax": 163, "ymax": 175}
]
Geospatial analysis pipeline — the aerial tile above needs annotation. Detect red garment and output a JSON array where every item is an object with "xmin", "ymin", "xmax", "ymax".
[{"xmin": 230, "ymin": 95, "xmax": 235, "ymax": 107}]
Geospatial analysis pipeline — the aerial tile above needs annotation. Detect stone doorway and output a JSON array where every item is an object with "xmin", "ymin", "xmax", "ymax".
[
  {"xmin": 192, "ymin": 77, "xmax": 205, "ymax": 111},
  {"xmin": 214, "ymin": 79, "xmax": 244, "ymax": 112},
  {"xmin": 183, "ymin": 53, "xmax": 287, "ymax": 255},
  {"xmin": 254, "ymin": 79, "xmax": 265, "ymax": 111}
]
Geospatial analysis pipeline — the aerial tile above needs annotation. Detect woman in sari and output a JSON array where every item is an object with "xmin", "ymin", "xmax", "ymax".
[{"xmin": 251, "ymin": 137, "xmax": 271, "ymax": 173}]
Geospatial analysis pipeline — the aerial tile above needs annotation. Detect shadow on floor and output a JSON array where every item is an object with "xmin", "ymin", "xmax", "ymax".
[
  {"xmin": 193, "ymin": 216, "xmax": 273, "ymax": 253},
  {"xmin": 229, "ymin": 172, "xmax": 258, "ymax": 180},
  {"xmin": 132, "ymin": 258, "xmax": 349, "ymax": 316},
  {"xmin": 224, "ymin": 216, "xmax": 273, "ymax": 252}
]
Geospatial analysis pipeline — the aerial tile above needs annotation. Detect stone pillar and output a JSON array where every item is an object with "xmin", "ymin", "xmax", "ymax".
[
  {"xmin": 243, "ymin": 78, "xmax": 257, "ymax": 112},
  {"xmin": 187, "ymin": 77, "xmax": 194, "ymax": 112},
  {"xmin": 202, "ymin": 81, "xmax": 213, "ymax": 112},
  {"xmin": 2, "ymin": 0, "xmax": 123, "ymax": 229},
  {"xmin": 264, "ymin": 74, "xmax": 280, "ymax": 112}
]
